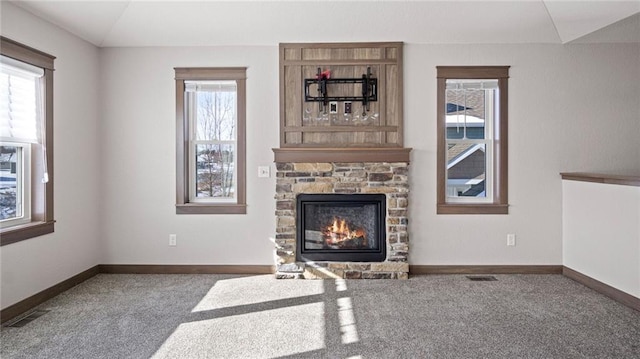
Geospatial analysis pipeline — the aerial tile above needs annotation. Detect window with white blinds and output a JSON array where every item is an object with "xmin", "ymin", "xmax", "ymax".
[
  {"xmin": 0, "ymin": 36, "xmax": 55, "ymax": 243},
  {"xmin": 0, "ymin": 56, "xmax": 43, "ymax": 227}
]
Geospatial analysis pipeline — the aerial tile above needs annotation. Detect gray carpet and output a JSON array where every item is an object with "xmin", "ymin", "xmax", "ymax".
[{"xmin": 1, "ymin": 274, "xmax": 639, "ymax": 358}]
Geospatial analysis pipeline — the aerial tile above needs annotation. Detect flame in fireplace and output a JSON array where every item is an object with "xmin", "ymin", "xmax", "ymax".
[{"xmin": 324, "ymin": 217, "xmax": 367, "ymax": 246}]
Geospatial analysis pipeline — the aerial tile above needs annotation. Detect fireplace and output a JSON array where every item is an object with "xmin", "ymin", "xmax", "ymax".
[
  {"xmin": 274, "ymin": 161, "xmax": 409, "ymax": 279},
  {"xmin": 274, "ymin": 42, "xmax": 409, "ymax": 278},
  {"xmin": 297, "ymin": 194, "xmax": 386, "ymax": 262}
]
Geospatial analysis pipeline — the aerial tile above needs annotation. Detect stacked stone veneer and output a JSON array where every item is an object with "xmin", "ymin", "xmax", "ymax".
[{"xmin": 274, "ymin": 162, "xmax": 409, "ymax": 279}]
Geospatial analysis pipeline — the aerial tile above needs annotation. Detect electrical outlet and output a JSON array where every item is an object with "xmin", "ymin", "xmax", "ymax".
[
  {"xmin": 258, "ymin": 166, "xmax": 270, "ymax": 178},
  {"xmin": 169, "ymin": 234, "xmax": 177, "ymax": 246},
  {"xmin": 507, "ymin": 234, "xmax": 516, "ymax": 246}
]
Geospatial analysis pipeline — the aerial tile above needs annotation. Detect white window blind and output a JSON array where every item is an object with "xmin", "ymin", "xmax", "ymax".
[
  {"xmin": 0, "ymin": 55, "xmax": 44, "ymax": 143},
  {"xmin": 185, "ymin": 81, "xmax": 236, "ymax": 93},
  {"xmin": 446, "ymin": 79, "xmax": 498, "ymax": 90}
]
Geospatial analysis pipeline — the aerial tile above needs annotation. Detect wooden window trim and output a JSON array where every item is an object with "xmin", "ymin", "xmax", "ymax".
[
  {"xmin": 174, "ymin": 67, "xmax": 247, "ymax": 215},
  {"xmin": 436, "ymin": 66, "xmax": 509, "ymax": 215},
  {"xmin": 1, "ymin": 37, "xmax": 55, "ymax": 245}
]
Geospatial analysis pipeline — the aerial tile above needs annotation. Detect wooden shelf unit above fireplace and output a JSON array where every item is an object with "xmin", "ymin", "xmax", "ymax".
[{"xmin": 279, "ymin": 42, "xmax": 404, "ymax": 149}]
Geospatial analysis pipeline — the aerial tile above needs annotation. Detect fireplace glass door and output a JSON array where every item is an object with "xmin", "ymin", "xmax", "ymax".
[{"xmin": 297, "ymin": 194, "xmax": 386, "ymax": 262}]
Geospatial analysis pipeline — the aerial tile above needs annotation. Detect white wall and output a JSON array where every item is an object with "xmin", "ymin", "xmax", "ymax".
[
  {"xmin": 99, "ymin": 47, "xmax": 279, "ymax": 264},
  {"xmin": 563, "ymin": 180, "xmax": 640, "ymax": 297},
  {"xmin": 406, "ymin": 43, "xmax": 640, "ymax": 265},
  {"xmin": 0, "ymin": 3, "xmax": 102, "ymax": 309},
  {"xmin": 100, "ymin": 42, "xmax": 640, "ymax": 267}
]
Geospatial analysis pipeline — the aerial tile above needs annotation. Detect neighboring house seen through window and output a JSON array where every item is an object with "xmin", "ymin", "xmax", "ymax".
[
  {"xmin": 437, "ymin": 66, "xmax": 509, "ymax": 214},
  {"xmin": 175, "ymin": 68, "xmax": 246, "ymax": 214},
  {"xmin": 0, "ymin": 37, "xmax": 55, "ymax": 245}
]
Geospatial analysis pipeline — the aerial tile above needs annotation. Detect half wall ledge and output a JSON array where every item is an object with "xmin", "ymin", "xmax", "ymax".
[{"xmin": 273, "ymin": 147, "xmax": 412, "ymax": 163}]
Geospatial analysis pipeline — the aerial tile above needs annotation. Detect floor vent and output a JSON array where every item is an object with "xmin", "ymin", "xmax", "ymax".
[
  {"xmin": 4, "ymin": 309, "xmax": 50, "ymax": 328},
  {"xmin": 466, "ymin": 276, "xmax": 497, "ymax": 281}
]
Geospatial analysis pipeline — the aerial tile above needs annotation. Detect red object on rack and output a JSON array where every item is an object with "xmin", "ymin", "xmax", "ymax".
[{"xmin": 316, "ymin": 69, "xmax": 331, "ymax": 80}]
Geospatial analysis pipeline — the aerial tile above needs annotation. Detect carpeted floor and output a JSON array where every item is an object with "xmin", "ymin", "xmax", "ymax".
[{"xmin": 1, "ymin": 274, "xmax": 639, "ymax": 358}]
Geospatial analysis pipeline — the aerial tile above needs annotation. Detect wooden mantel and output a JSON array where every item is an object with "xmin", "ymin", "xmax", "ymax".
[{"xmin": 273, "ymin": 147, "xmax": 411, "ymax": 163}]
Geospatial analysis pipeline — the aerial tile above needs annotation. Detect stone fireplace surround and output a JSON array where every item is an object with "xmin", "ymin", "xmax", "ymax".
[{"xmin": 274, "ymin": 161, "xmax": 409, "ymax": 279}]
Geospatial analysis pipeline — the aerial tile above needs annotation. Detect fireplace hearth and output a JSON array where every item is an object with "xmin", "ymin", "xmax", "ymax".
[{"xmin": 297, "ymin": 194, "xmax": 386, "ymax": 262}]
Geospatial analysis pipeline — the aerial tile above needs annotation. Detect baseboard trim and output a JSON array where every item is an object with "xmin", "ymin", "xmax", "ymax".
[
  {"xmin": 1, "ymin": 265, "xmax": 100, "ymax": 324},
  {"xmin": 98, "ymin": 264, "xmax": 275, "ymax": 275},
  {"xmin": 563, "ymin": 266, "xmax": 640, "ymax": 312},
  {"xmin": 410, "ymin": 265, "xmax": 563, "ymax": 275}
]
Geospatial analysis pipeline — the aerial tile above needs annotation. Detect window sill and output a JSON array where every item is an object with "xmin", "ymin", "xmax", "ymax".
[
  {"xmin": 437, "ymin": 203, "xmax": 509, "ymax": 215},
  {"xmin": 176, "ymin": 203, "xmax": 247, "ymax": 215},
  {"xmin": 1, "ymin": 220, "xmax": 55, "ymax": 246}
]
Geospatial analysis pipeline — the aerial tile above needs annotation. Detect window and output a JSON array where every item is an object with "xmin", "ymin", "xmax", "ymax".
[
  {"xmin": 437, "ymin": 66, "xmax": 509, "ymax": 214},
  {"xmin": 1, "ymin": 143, "xmax": 31, "ymax": 227},
  {"xmin": 175, "ymin": 68, "xmax": 246, "ymax": 214},
  {"xmin": 0, "ymin": 37, "xmax": 55, "ymax": 244}
]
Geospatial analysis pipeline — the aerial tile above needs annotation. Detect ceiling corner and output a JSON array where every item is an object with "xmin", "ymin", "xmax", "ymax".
[{"xmin": 544, "ymin": 0, "xmax": 640, "ymax": 44}]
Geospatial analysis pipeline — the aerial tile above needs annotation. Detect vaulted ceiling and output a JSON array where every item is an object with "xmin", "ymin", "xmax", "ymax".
[{"xmin": 7, "ymin": 0, "xmax": 640, "ymax": 47}]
